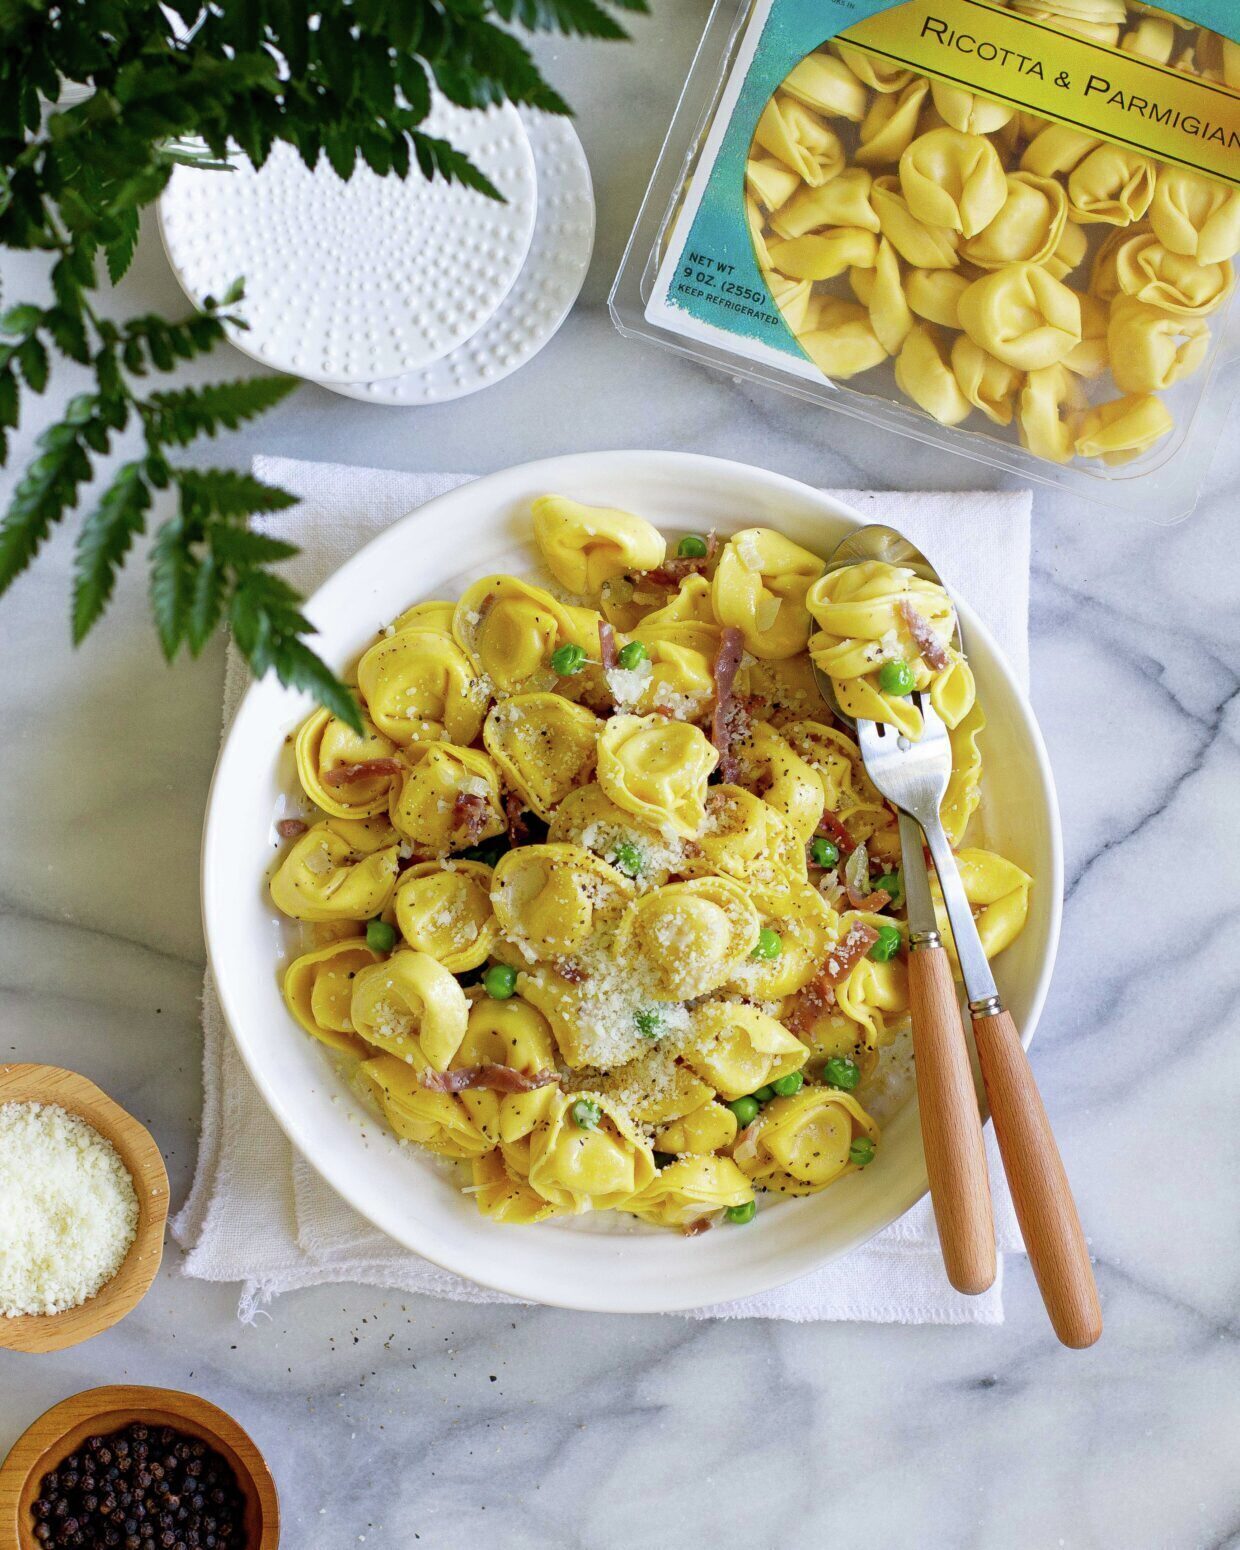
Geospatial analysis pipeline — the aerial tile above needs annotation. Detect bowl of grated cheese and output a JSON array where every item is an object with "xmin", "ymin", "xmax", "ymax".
[{"xmin": 0, "ymin": 1065, "xmax": 169, "ymax": 1354}]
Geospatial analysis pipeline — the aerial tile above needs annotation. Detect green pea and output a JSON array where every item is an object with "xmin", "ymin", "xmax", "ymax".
[
  {"xmin": 878, "ymin": 659, "xmax": 916, "ymax": 696},
  {"xmin": 751, "ymin": 927, "xmax": 783, "ymax": 961},
  {"xmin": 611, "ymin": 840, "xmax": 643, "ymax": 879},
  {"xmin": 875, "ymin": 869, "xmax": 903, "ymax": 906},
  {"xmin": 823, "ymin": 1055, "xmax": 861, "ymax": 1091},
  {"xmin": 725, "ymin": 1201, "xmax": 757, "ymax": 1225},
  {"xmin": 849, "ymin": 1136, "xmax": 876, "ymax": 1167},
  {"xmin": 365, "ymin": 918, "xmax": 397, "ymax": 954},
  {"xmin": 677, "ymin": 534, "xmax": 709, "ymax": 559},
  {"xmin": 634, "ymin": 1008, "xmax": 664, "ymax": 1039},
  {"xmin": 617, "ymin": 640, "xmax": 648, "ymax": 670},
  {"xmin": 728, "ymin": 1095, "xmax": 760, "ymax": 1127},
  {"xmin": 810, "ymin": 836, "xmax": 840, "ymax": 869},
  {"xmin": 550, "ymin": 642, "xmax": 587, "ymax": 676},
  {"xmin": 868, "ymin": 924, "xmax": 903, "ymax": 963},
  {"xmin": 483, "ymin": 963, "xmax": 517, "ymax": 1000},
  {"xmin": 771, "ymin": 1070, "xmax": 804, "ymax": 1097},
  {"xmin": 571, "ymin": 1098, "xmax": 602, "ymax": 1130},
  {"xmin": 752, "ymin": 1085, "xmax": 774, "ymax": 1103}
]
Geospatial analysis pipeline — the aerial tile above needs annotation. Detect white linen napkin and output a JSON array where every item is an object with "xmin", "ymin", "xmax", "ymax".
[{"xmin": 173, "ymin": 456, "xmax": 1032, "ymax": 1324}]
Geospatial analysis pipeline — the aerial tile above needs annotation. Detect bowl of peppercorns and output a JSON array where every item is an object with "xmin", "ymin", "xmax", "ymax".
[{"xmin": 0, "ymin": 1386, "xmax": 279, "ymax": 1549}]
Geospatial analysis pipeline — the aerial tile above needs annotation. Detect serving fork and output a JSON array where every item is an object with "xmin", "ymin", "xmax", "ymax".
[{"xmin": 857, "ymin": 697, "xmax": 1102, "ymax": 1349}]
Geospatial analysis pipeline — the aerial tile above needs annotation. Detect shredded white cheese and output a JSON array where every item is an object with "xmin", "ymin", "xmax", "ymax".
[{"xmin": 0, "ymin": 1100, "xmax": 139, "ymax": 1317}]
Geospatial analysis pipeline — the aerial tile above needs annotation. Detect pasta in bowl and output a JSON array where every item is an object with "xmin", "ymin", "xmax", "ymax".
[{"xmin": 203, "ymin": 451, "xmax": 1060, "ymax": 1311}]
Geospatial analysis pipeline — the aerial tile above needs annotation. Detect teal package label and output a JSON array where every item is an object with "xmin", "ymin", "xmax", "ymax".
[{"xmin": 656, "ymin": 0, "xmax": 1239, "ymax": 365}]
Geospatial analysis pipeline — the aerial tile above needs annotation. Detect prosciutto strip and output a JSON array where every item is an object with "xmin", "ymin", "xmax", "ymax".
[
  {"xmin": 814, "ymin": 810, "xmax": 856, "ymax": 857},
  {"xmin": 897, "ymin": 597, "xmax": 952, "ymax": 671},
  {"xmin": 642, "ymin": 529, "xmax": 718, "ymax": 587},
  {"xmin": 783, "ymin": 922, "xmax": 880, "ymax": 1031},
  {"xmin": 598, "ymin": 618, "xmax": 619, "ymax": 672},
  {"xmin": 553, "ymin": 957, "xmax": 589, "ymax": 985},
  {"xmin": 505, "ymin": 791, "xmax": 533, "ymax": 848},
  {"xmin": 421, "ymin": 1066, "xmax": 562, "ymax": 1095},
  {"xmin": 452, "ymin": 790, "xmax": 491, "ymax": 842},
  {"xmin": 710, "ymin": 625, "xmax": 746, "ymax": 783},
  {"xmin": 276, "ymin": 818, "xmax": 308, "ymax": 839},
  {"xmin": 681, "ymin": 1216, "xmax": 714, "ymax": 1238},
  {"xmin": 322, "ymin": 757, "xmax": 402, "ymax": 788},
  {"xmin": 843, "ymin": 841, "xmax": 891, "ymax": 912}
]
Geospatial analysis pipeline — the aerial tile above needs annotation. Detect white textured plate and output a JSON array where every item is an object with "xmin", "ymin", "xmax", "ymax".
[
  {"xmin": 158, "ymin": 100, "xmax": 537, "ymax": 384},
  {"xmin": 202, "ymin": 452, "xmax": 1062, "ymax": 1314},
  {"xmin": 324, "ymin": 113, "xmax": 594, "ymax": 405}
]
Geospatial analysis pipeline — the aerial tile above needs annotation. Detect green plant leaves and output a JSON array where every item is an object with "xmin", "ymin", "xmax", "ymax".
[{"xmin": 0, "ymin": 0, "xmax": 646, "ymax": 722}]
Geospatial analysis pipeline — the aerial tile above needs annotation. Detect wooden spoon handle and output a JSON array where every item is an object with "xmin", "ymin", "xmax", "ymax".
[
  {"xmin": 908, "ymin": 945, "xmax": 995, "ymax": 1295},
  {"xmin": 971, "ymin": 1008, "xmax": 1102, "ymax": 1349}
]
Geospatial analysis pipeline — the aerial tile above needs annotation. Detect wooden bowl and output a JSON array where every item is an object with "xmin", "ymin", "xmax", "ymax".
[
  {"xmin": 0, "ymin": 1064, "xmax": 169, "ymax": 1353},
  {"xmin": 0, "ymin": 1386, "xmax": 280, "ymax": 1549}
]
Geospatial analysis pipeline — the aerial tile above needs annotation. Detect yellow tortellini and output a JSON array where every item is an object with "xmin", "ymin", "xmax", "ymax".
[
  {"xmin": 350, "ymin": 950, "xmax": 469, "ymax": 1070},
  {"xmin": 597, "ymin": 714, "xmax": 718, "ymax": 837},
  {"xmin": 282, "ymin": 938, "xmax": 381, "ymax": 1056},
  {"xmin": 733, "ymin": 1088, "xmax": 879, "ymax": 1194},
  {"xmin": 730, "ymin": 720, "xmax": 825, "ymax": 844},
  {"xmin": 270, "ymin": 816, "xmax": 400, "ymax": 922},
  {"xmin": 294, "ymin": 707, "xmax": 400, "ymax": 819},
  {"xmin": 684, "ymin": 1002, "xmax": 807, "ymax": 1102},
  {"xmin": 531, "ymin": 495, "xmax": 665, "ymax": 594},
  {"xmin": 357, "ymin": 628, "xmax": 487, "ymax": 747},
  {"xmin": 1150, "ymin": 168, "xmax": 1240, "ymax": 266},
  {"xmin": 359, "ymin": 1053, "xmax": 490, "ymax": 1160},
  {"xmin": 394, "ymin": 861, "xmax": 496, "ymax": 972},
  {"xmin": 482, "ymin": 693, "xmax": 600, "ymax": 820},
  {"xmin": 271, "ymin": 497, "xmax": 1034, "ymax": 1231},
  {"xmin": 806, "ymin": 559, "xmax": 975, "ymax": 738},
  {"xmin": 618, "ymin": 877, "xmax": 760, "ymax": 1000},
  {"xmin": 453, "ymin": 575, "xmax": 598, "ymax": 692},
  {"xmin": 1107, "ymin": 295, "xmax": 1210, "ymax": 394},
  {"xmin": 754, "ymin": 95, "xmax": 844, "ymax": 187},
  {"xmin": 493, "ymin": 843, "xmax": 633, "ymax": 958},
  {"xmin": 899, "ymin": 128, "xmax": 1008, "ymax": 238},
  {"xmin": 628, "ymin": 1156, "xmax": 753, "ymax": 1228},
  {"xmin": 1067, "ymin": 145, "xmax": 1157, "ymax": 226},
  {"xmin": 712, "ymin": 527, "xmax": 825, "ymax": 659},
  {"xmin": 958, "ymin": 263, "xmax": 1083, "ymax": 370},
  {"xmin": 388, "ymin": 743, "xmax": 505, "ymax": 854},
  {"xmin": 1114, "ymin": 234, "xmax": 1234, "ymax": 315},
  {"xmin": 930, "ymin": 848, "xmax": 1033, "ymax": 968},
  {"xmin": 749, "ymin": 35, "xmax": 1234, "ymax": 471},
  {"xmin": 501, "ymin": 1086, "xmax": 655, "ymax": 1213}
]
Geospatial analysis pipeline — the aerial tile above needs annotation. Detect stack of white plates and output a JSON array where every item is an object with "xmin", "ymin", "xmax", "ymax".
[{"xmin": 158, "ymin": 101, "xmax": 594, "ymax": 404}]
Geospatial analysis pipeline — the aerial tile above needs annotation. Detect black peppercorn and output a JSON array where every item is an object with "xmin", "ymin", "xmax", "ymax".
[{"xmin": 32, "ymin": 1423, "xmax": 248, "ymax": 1550}]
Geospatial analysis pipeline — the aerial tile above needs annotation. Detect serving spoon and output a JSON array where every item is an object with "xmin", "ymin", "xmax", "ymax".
[
  {"xmin": 812, "ymin": 525, "xmax": 1102, "ymax": 1347},
  {"xmin": 811, "ymin": 525, "xmax": 995, "ymax": 1299}
]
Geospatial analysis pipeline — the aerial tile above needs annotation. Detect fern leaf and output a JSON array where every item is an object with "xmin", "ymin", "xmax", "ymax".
[{"xmin": 71, "ymin": 461, "xmax": 152, "ymax": 642}]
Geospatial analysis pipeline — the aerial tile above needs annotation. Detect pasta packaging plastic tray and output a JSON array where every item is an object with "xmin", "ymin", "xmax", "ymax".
[{"xmin": 610, "ymin": 0, "xmax": 1240, "ymax": 520}]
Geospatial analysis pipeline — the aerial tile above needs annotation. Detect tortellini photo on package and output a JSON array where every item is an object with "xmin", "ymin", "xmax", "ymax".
[
  {"xmin": 635, "ymin": 0, "xmax": 1240, "ymax": 495},
  {"xmin": 267, "ymin": 495, "xmax": 1035, "ymax": 1234}
]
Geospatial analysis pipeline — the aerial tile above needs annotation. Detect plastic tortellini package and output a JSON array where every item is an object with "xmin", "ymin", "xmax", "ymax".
[
  {"xmin": 268, "ymin": 495, "xmax": 1035, "ymax": 1234},
  {"xmin": 616, "ymin": 0, "xmax": 1240, "ymax": 519}
]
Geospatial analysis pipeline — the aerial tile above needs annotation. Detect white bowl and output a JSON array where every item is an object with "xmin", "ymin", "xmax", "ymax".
[{"xmin": 202, "ymin": 451, "xmax": 1062, "ymax": 1313}]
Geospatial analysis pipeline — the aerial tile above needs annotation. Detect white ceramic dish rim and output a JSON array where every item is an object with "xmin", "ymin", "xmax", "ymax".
[{"xmin": 201, "ymin": 450, "xmax": 1063, "ymax": 1314}]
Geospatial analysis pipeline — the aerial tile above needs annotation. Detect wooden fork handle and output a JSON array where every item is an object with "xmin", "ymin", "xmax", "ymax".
[
  {"xmin": 909, "ymin": 945, "xmax": 995, "ymax": 1296},
  {"xmin": 971, "ymin": 1008, "xmax": 1102, "ymax": 1349}
]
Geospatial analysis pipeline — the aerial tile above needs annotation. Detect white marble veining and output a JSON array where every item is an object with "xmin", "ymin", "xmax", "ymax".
[{"xmin": 2, "ymin": 6, "xmax": 1239, "ymax": 1546}]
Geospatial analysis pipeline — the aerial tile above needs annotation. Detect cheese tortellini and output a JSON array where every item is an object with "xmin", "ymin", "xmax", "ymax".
[
  {"xmin": 268, "ymin": 500, "xmax": 1033, "ymax": 1231},
  {"xmin": 749, "ymin": 28, "xmax": 1238, "ymax": 472}
]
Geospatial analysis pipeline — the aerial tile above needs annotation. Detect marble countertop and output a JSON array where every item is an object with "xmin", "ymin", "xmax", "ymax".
[{"xmin": 2, "ymin": 6, "xmax": 1238, "ymax": 1546}]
